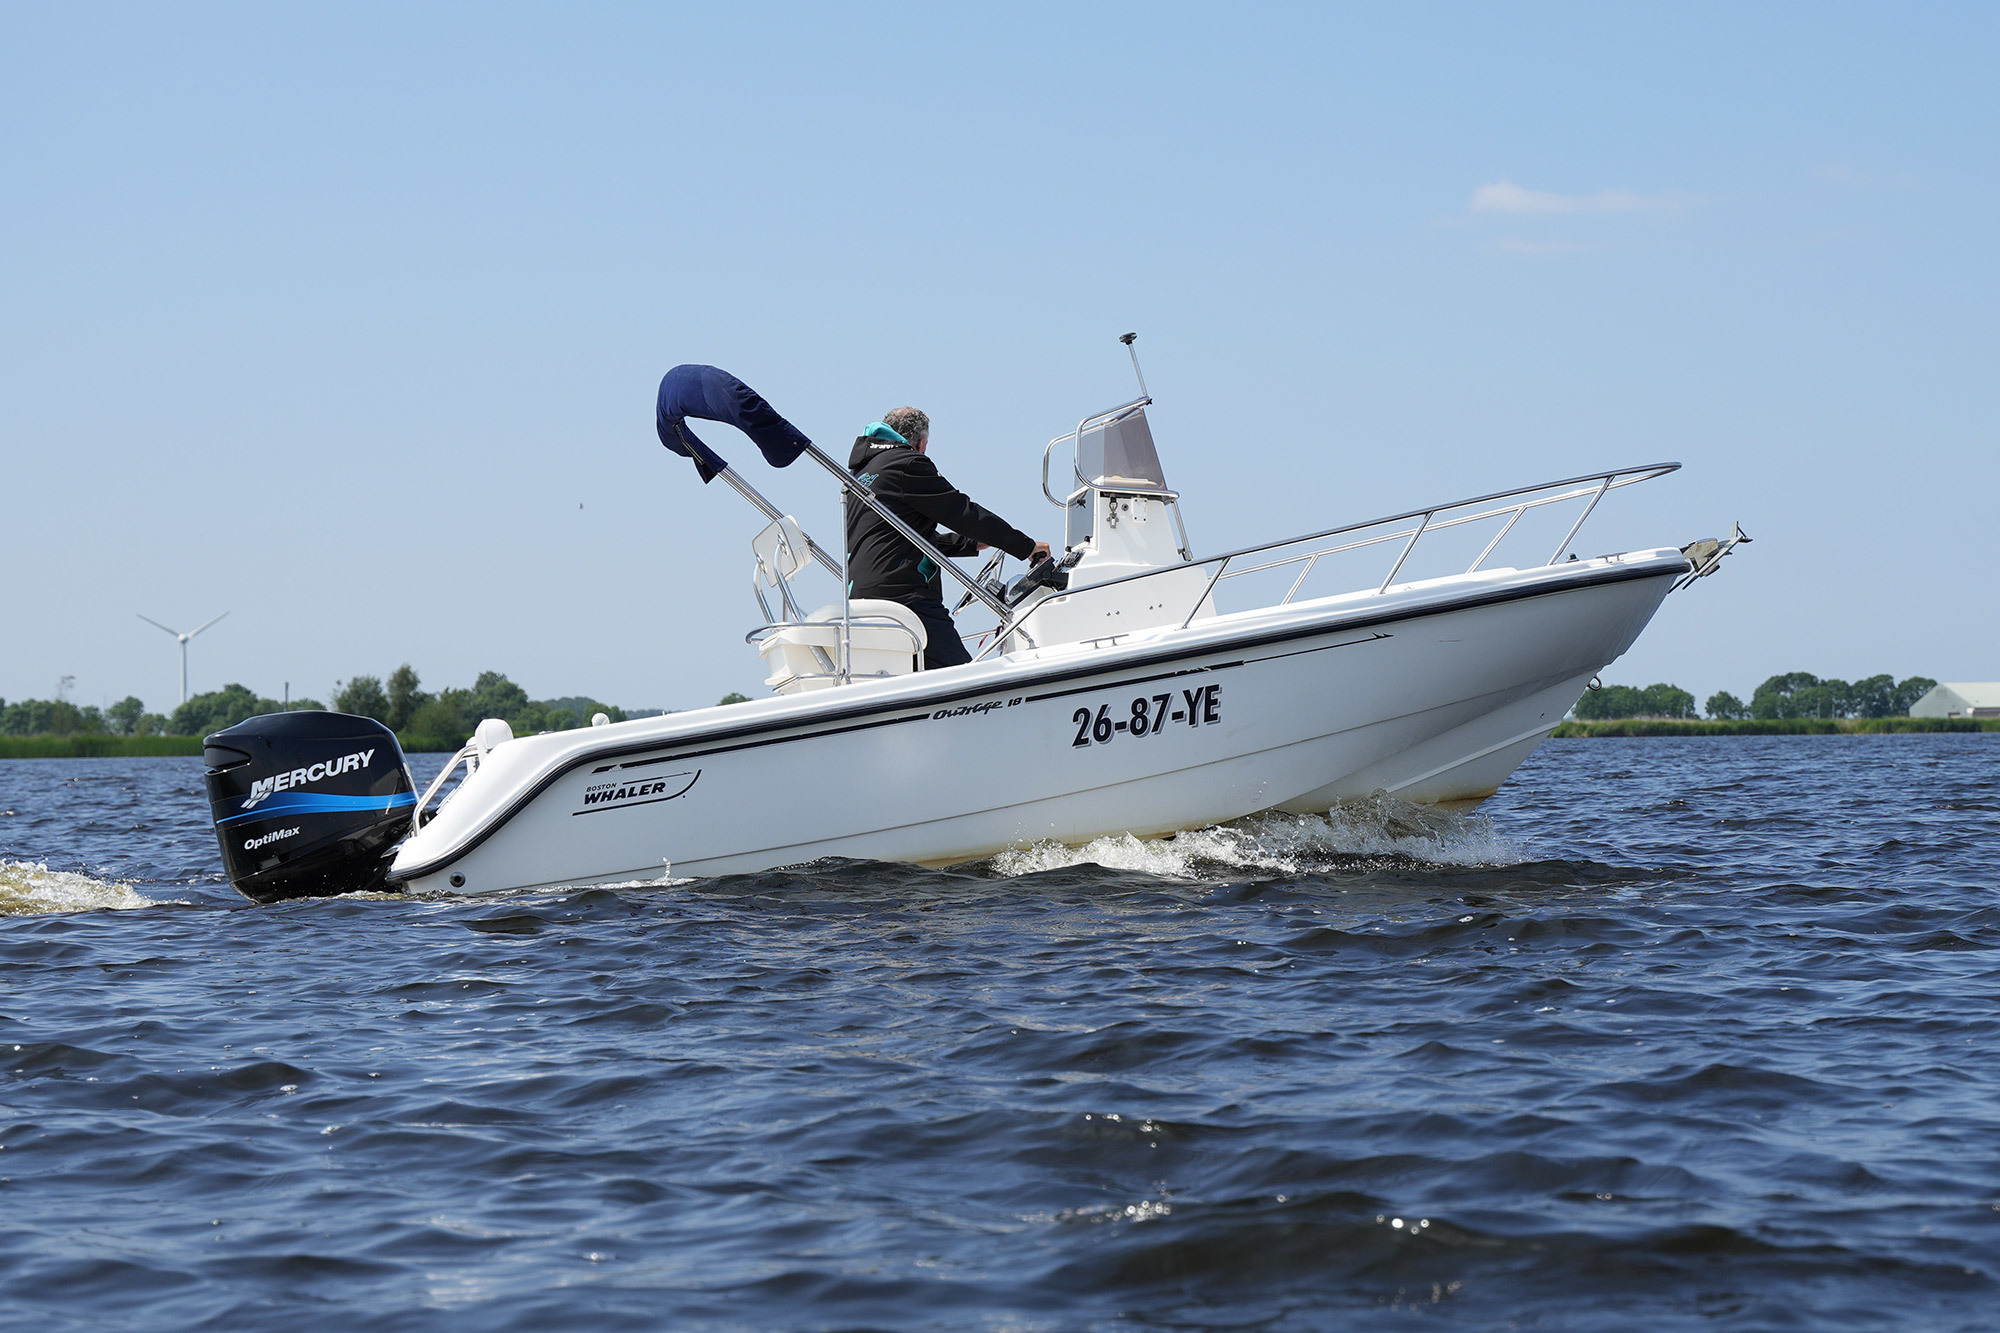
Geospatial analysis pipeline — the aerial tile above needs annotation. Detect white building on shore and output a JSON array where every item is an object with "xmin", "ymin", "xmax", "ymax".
[{"xmin": 1909, "ymin": 683, "xmax": 2000, "ymax": 719}]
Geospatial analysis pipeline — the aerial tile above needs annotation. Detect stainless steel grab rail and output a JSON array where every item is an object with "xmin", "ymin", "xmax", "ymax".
[
  {"xmin": 746, "ymin": 616, "xmax": 928, "ymax": 690},
  {"xmin": 974, "ymin": 461, "xmax": 1681, "ymax": 660},
  {"xmin": 413, "ymin": 745, "xmax": 478, "ymax": 828},
  {"xmin": 1041, "ymin": 395, "xmax": 1152, "ymax": 507},
  {"xmin": 744, "ymin": 616, "xmax": 925, "ymax": 652}
]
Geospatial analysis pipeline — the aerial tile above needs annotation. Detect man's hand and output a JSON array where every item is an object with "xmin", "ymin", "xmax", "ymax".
[{"xmin": 1030, "ymin": 541, "xmax": 1052, "ymax": 564}]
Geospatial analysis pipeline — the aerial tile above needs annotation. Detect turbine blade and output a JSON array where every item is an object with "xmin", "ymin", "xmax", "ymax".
[
  {"xmin": 188, "ymin": 611, "xmax": 230, "ymax": 638},
  {"xmin": 137, "ymin": 614, "xmax": 180, "ymax": 636}
]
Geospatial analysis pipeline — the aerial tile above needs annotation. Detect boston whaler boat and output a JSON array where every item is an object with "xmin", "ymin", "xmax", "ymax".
[{"xmin": 203, "ymin": 339, "xmax": 1745, "ymax": 903}]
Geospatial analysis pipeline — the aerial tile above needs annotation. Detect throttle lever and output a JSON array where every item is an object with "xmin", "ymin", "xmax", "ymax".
[{"xmin": 1004, "ymin": 554, "xmax": 1071, "ymax": 607}]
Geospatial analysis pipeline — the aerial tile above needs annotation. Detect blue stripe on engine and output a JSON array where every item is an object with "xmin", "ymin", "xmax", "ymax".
[{"xmin": 219, "ymin": 792, "xmax": 418, "ymax": 824}]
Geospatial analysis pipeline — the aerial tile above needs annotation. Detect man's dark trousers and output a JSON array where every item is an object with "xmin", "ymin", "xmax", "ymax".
[{"xmin": 906, "ymin": 599, "xmax": 972, "ymax": 670}]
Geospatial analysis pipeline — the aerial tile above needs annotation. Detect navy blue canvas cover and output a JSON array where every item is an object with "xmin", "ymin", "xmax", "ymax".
[{"xmin": 655, "ymin": 364, "xmax": 812, "ymax": 482}]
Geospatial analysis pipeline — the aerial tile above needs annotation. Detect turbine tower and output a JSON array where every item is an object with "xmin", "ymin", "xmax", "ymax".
[{"xmin": 138, "ymin": 612, "xmax": 229, "ymax": 705}]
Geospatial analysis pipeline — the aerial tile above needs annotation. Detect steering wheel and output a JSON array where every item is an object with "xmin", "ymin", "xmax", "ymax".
[{"xmin": 952, "ymin": 548, "xmax": 1009, "ymax": 613}]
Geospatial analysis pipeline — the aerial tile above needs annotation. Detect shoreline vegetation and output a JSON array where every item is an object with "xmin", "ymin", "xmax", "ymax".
[
  {"xmin": 0, "ymin": 666, "xmax": 663, "ymax": 749},
  {"xmin": 0, "ymin": 667, "xmax": 752, "ymax": 759},
  {"xmin": 0, "ymin": 734, "xmax": 502, "ymax": 758},
  {"xmin": 1576, "ymin": 672, "xmax": 1938, "ymax": 725},
  {"xmin": 0, "ymin": 735, "xmax": 209, "ymax": 758},
  {"xmin": 1553, "ymin": 717, "xmax": 1999, "ymax": 737}
]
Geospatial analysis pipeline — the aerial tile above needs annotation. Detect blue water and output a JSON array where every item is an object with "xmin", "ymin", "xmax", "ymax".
[{"xmin": 3, "ymin": 736, "xmax": 1997, "ymax": 1330}]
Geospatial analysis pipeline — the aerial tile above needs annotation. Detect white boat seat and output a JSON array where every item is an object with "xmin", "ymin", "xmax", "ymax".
[
  {"xmin": 752, "ymin": 515, "xmax": 809, "ymax": 582},
  {"xmin": 750, "ymin": 515, "xmax": 814, "ymax": 621},
  {"xmin": 758, "ymin": 600, "xmax": 927, "ymax": 695}
]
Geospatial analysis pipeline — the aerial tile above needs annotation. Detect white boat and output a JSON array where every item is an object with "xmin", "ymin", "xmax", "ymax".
[{"xmin": 201, "ymin": 346, "xmax": 1743, "ymax": 903}]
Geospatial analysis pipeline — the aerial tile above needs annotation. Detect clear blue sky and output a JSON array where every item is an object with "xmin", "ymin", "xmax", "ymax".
[{"xmin": 5, "ymin": 3, "xmax": 1994, "ymax": 715}]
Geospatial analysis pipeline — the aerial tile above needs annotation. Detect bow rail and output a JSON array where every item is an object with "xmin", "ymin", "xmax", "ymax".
[{"xmin": 976, "ymin": 461, "xmax": 1680, "ymax": 661}]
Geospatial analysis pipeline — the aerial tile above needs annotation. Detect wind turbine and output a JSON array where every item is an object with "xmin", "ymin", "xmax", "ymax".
[{"xmin": 138, "ymin": 612, "xmax": 229, "ymax": 705}]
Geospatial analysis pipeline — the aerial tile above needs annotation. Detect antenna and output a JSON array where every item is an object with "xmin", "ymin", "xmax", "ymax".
[
  {"xmin": 1119, "ymin": 332, "xmax": 1150, "ymax": 399},
  {"xmin": 138, "ymin": 611, "xmax": 229, "ymax": 705}
]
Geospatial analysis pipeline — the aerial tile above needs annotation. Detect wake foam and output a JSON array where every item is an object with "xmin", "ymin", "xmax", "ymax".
[
  {"xmin": 986, "ymin": 795, "xmax": 1528, "ymax": 880},
  {"xmin": 0, "ymin": 860, "xmax": 155, "ymax": 916}
]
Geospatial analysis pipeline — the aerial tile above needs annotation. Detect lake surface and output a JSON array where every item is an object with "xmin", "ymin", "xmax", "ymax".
[{"xmin": 3, "ymin": 735, "xmax": 1997, "ymax": 1330}]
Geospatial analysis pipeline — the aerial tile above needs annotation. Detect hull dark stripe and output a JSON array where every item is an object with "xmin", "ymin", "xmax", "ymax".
[{"xmin": 613, "ymin": 711, "xmax": 930, "ymax": 772}]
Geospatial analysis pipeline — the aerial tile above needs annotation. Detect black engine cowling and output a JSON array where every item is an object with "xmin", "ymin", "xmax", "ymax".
[{"xmin": 203, "ymin": 712, "xmax": 415, "ymax": 904}]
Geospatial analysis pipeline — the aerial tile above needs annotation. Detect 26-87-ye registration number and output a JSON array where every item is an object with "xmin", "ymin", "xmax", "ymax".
[{"xmin": 1071, "ymin": 684, "xmax": 1222, "ymax": 748}]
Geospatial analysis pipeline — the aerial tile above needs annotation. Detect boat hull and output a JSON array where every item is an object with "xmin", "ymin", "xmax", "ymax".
[{"xmin": 392, "ymin": 551, "xmax": 1683, "ymax": 894}]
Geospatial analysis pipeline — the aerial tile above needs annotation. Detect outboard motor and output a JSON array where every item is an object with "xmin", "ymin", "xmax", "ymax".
[{"xmin": 203, "ymin": 712, "xmax": 416, "ymax": 904}]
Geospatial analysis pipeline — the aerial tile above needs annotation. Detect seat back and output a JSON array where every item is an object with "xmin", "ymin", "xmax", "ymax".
[
  {"xmin": 804, "ymin": 600, "xmax": 926, "ymax": 680},
  {"xmin": 751, "ymin": 516, "xmax": 812, "ymax": 621},
  {"xmin": 828, "ymin": 599, "xmax": 928, "ymax": 668}
]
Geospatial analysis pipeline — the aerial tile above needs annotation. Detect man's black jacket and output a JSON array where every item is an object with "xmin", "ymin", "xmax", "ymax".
[{"xmin": 845, "ymin": 435, "xmax": 1035, "ymax": 605}]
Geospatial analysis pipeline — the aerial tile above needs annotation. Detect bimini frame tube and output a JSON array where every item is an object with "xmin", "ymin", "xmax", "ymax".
[{"xmin": 713, "ymin": 465, "xmax": 845, "ymax": 578}]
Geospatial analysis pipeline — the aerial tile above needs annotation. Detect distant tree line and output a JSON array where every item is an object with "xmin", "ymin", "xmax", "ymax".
[
  {"xmin": 1571, "ymin": 682, "xmax": 1698, "ymax": 720},
  {"xmin": 1717, "ymin": 673, "xmax": 1936, "ymax": 721},
  {"xmin": 166, "ymin": 685, "xmax": 327, "ymax": 737},
  {"xmin": 329, "ymin": 665, "xmax": 632, "ymax": 740},
  {"xmin": 1576, "ymin": 672, "xmax": 1937, "ymax": 722},
  {"xmin": 1, "ymin": 664, "xmax": 662, "ymax": 740},
  {"xmin": 1, "ymin": 687, "xmax": 330, "ymax": 739},
  {"xmin": 1, "ymin": 696, "xmax": 172, "ymax": 738}
]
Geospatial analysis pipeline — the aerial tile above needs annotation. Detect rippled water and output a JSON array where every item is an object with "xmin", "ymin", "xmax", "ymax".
[{"xmin": 3, "ymin": 736, "xmax": 1997, "ymax": 1330}]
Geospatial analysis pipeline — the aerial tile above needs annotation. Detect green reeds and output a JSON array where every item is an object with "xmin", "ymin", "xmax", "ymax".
[{"xmin": 1551, "ymin": 717, "xmax": 2000, "ymax": 737}]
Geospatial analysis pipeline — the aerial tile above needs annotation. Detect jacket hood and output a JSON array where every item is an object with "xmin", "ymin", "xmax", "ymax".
[{"xmin": 848, "ymin": 432, "xmax": 916, "ymax": 469}]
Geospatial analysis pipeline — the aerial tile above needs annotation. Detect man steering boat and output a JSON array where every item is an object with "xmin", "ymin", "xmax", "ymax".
[{"xmin": 845, "ymin": 406, "xmax": 1051, "ymax": 669}]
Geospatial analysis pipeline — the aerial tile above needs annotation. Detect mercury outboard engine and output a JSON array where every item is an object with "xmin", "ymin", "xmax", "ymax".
[{"xmin": 203, "ymin": 712, "xmax": 417, "ymax": 904}]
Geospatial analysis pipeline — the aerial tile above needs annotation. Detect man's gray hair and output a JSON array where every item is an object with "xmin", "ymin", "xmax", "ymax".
[{"xmin": 882, "ymin": 406, "xmax": 929, "ymax": 445}]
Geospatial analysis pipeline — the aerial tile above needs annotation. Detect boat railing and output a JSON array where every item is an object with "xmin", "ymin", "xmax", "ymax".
[
  {"xmin": 413, "ymin": 744, "xmax": 479, "ymax": 829},
  {"xmin": 978, "ymin": 461, "xmax": 1680, "ymax": 661},
  {"xmin": 1041, "ymin": 395, "xmax": 1153, "ymax": 505}
]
